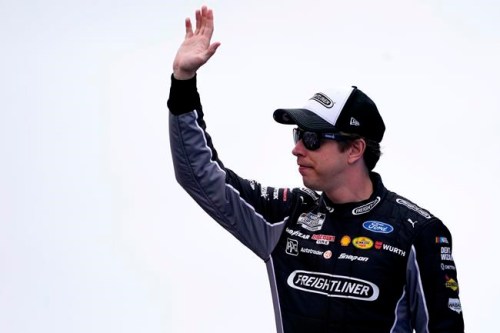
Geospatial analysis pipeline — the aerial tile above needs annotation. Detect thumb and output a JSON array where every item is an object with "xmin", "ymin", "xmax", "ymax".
[{"xmin": 206, "ymin": 42, "xmax": 221, "ymax": 59}]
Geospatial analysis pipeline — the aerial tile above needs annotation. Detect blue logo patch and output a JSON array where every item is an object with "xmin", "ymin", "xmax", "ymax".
[{"xmin": 362, "ymin": 221, "xmax": 394, "ymax": 234}]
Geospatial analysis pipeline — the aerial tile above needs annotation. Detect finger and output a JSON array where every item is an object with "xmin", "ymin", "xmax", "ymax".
[
  {"xmin": 204, "ymin": 8, "xmax": 214, "ymax": 35},
  {"xmin": 197, "ymin": 6, "xmax": 207, "ymax": 34},
  {"xmin": 198, "ymin": 7, "xmax": 213, "ymax": 37},
  {"xmin": 205, "ymin": 42, "xmax": 221, "ymax": 58},
  {"xmin": 195, "ymin": 9, "xmax": 202, "ymax": 33},
  {"xmin": 201, "ymin": 5, "xmax": 208, "ymax": 20},
  {"xmin": 184, "ymin": 18, "xmax": 193, "ymax": 37}
]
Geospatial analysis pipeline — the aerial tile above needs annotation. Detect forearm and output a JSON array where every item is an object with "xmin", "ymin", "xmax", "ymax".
[
  {"xmin": 167, "ymin": 74, "xmax": 201, "ymax": 116},
  {"xmin": 168, "ymin": 77, "xmax": 287, "ymax": 259}
]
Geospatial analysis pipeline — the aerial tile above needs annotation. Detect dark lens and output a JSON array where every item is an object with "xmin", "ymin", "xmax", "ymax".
[
  {"xmin": 303, "ymin": 131, "xmax": 320, "ymax": 150},
  {"xmin": 293, "ymin": 128, "xmax": 301, "ymax": 144},
  {"xmin": 293, "ymin": 128, "xmax": 321, "ymax": 150}
]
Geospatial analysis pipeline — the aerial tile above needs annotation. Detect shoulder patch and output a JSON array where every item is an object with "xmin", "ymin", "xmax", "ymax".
[{"xmin": 395, "ymin": 197, "xmax": 432, "ymax": 219}]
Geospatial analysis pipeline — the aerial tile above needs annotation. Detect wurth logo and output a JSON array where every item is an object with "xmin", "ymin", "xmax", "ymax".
[{"xmin": 382, "ymin": 244, "xmax": 406, "ymax": 256}]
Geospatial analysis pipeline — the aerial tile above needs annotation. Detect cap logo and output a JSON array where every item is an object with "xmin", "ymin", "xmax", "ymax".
[
  {"xmin": 350, "ymin": 117, "xmax": 360, "ymax": 126},
  {"xmin": 310, "ymin": 93, "xmax": 334, "ymax": 109}
]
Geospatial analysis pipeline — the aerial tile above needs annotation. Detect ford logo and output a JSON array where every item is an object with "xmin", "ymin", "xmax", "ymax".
[{"xmin": 362, "ymin": 221, "xmax": 394, "ymax": 234}]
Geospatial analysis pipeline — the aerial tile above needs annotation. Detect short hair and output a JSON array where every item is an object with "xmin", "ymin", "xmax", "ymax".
[{"xmin": 337, "ymin": 135, "xmax": 382, "ymax": 171}]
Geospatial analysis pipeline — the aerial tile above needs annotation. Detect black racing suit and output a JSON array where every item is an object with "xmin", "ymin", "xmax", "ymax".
[{"xmin": 168, "ymin": 75, "xmax": 465, "ymax": 333}]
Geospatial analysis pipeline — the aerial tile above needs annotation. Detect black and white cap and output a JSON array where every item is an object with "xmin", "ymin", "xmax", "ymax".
[{"xmin": 273, "ymin": 86, "xmax": 386, "ymax": 143}]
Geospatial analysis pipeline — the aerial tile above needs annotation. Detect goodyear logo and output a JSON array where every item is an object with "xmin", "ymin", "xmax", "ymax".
[{"xmin": 352, "ymin": 237, "xmax": 374, "ymax": 250}]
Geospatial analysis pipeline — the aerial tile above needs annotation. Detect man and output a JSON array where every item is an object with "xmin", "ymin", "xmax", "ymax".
[{"xmin": 168, "ymin": 6, "xmax": 464, "ymax": 333}]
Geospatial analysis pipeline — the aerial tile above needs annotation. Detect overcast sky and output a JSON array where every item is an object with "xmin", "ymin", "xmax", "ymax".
[{"xmin": 1, "ymin": 0, "xmax": 499, "ymax": 332}]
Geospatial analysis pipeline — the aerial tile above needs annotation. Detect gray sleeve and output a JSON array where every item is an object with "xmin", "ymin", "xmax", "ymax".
[
  {"xmin": 406, "ymin": 245, "xmax": 431, "ymax": 333},
  {"xmin": 169, "ymin": 110, "xmax": 288, "ymax": 260}
]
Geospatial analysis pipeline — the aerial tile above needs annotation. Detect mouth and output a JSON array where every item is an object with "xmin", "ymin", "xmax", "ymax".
[{"xmin": 298, "ymin": 164, "xmax": 312, "ymax": 175}]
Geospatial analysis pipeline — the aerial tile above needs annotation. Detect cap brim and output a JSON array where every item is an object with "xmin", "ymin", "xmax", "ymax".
[{"xmin": 273, "ymin": 109, "xmax": 337, "ymax": 132}]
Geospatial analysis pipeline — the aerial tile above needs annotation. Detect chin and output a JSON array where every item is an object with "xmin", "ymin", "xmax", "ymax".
[{"xmin": 302, "ymin": 180, "xmax": 321, "ymax": 191}]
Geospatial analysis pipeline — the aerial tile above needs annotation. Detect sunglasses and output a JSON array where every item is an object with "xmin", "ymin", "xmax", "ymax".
[{"xmin": 293, "ymin": 127, "xmax": 352, "ymax": 151}]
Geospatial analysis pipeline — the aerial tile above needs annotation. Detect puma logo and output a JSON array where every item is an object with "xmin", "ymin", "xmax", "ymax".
[{"xmin": 407, "ymin": 218, "xmax": 418, "ymax": 228}]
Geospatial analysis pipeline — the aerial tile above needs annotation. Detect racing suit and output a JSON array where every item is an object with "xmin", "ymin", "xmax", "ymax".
[{"xmin": 168, "ymin": 75, "xmax": 465, "ymax": 333}]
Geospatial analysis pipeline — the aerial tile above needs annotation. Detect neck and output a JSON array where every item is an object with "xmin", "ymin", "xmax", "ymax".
[{"xmin": 324, "ymin": 170, "xmax": 373, "ymax": 204}]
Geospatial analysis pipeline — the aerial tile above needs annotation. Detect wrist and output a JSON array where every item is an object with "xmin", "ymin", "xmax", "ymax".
[{"xmin": 173, "ymin": 69, "xmax": 196, "ymax": 80}]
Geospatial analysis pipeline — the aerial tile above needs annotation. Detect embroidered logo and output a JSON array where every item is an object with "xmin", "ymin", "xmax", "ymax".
[
  {"xmin": 362, "ymin": 220, "xmax": 394, "ymax": 234},
  {"xmin": 310, "ymin": 93, "xmax": 334, "ymax": 108},
  {"xmin": 297, "ymin": 212, "xmax": 326, "ymax": 232},
  {"xmin": 352, "ymin": 197, "xmax": 381, "ymax": 215},
  {"xmin": 287, "ymin": 271, "xmax": 379, "ymax": 301}
]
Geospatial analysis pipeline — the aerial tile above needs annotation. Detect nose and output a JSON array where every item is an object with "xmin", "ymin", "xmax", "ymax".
[{"xmin": 292, "ymin": 139, "xmax": 306, "ymax": 157}]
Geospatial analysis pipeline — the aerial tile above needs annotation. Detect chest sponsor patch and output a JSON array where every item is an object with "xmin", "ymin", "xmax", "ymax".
[
  {"xmin": 285, "ymin": 227, "xmax": 310, "ymax": 240},
  {"xmin": 352, "ymin": 237, "xmax": 374, "ymax": 249},
  {"xmin": 338, "ymin": 252, "xmax": 369, "ymax": 262},
  {"xmin": 374, "ymin": 241, "xmax": 406, "ymax": 256},
  {"xmin": 362, "ymin": 220, "xmax": 394, "ymax": 234},
  {"xmin": 287, "ymin": 270, "xmax": 379, "ymax": 301},
  {"xmin": 285, "ymin": 238, "xmax": 299, "ymax": 256},
  {"xmin": 312, "ymin": 234, "xmax": 335, "ymax": 245},
  {"xmin": 297, "ymin": 212, "xmax": 326, "ymax": 232},
  {"xmin": 340, "ymin": 235, "xmax": 351, "ymax": 246}
]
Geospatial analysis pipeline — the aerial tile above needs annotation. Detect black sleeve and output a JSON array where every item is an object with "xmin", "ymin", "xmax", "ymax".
[
  {"xmin": 167, "ymin": 74, "xmax": 201, "ymax": 115},
  {"xmin": 411, "ymin": 220, "xmax": 465, "ymax": 332}
]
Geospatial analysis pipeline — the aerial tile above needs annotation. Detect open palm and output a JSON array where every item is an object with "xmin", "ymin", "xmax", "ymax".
[{"xmin": 173, "ymin": 6, "xmax": 221, "ymax": 80}]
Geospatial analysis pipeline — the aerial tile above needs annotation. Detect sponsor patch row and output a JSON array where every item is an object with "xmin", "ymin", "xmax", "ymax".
[{"xmin": 285, "ymin": 228, "xmax": 407, "ymax": 256}]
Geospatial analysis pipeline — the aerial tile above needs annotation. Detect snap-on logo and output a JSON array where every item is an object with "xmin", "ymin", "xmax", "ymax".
[
  {"xmin": 362, "ymin": 221, "xmax": 394, "ymax": 234},
  {"xmin": 287, "ymin": 270, "xmax": 379, "ymax": 301},
  {"xmin": 310, "ymin": 93, "xmax": 334, "ymax": 108}
]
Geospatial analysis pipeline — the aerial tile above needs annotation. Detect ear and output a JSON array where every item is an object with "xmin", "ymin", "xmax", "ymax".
[{"xmin": 347, "ymin": 138, "xmax": 366, "ymax": 164}]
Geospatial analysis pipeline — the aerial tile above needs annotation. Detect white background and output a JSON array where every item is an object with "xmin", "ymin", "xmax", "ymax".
[{"xmin": 1, "ymin": 0, "xmax": 498, "ymax": 332}]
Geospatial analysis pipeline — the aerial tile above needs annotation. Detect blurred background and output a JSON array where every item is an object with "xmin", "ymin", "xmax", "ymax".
[{"xmin": 1, "ymin": 0, "xmax": 498, "ymax": 331}]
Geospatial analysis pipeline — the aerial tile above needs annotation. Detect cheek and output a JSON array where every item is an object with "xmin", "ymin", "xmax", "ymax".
[
  {"xmin": 315, "ymin": 147, "xmax": 348, "ymax": 172},
  {"xmin": 317, "ymin": 143, "xmax": 344, "ymax": 162}
]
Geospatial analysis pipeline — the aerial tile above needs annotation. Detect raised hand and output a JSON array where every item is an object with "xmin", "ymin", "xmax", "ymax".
[{"xmin": 173, "ymin": 6, "xmax": 221, "ymax": 80}]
